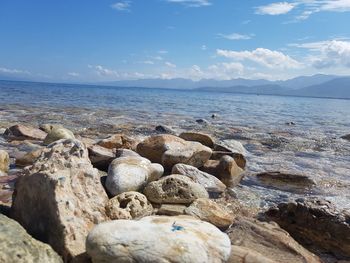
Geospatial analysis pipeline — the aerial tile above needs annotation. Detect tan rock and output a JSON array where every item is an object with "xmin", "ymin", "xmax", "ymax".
[
  {"xmin": 157, "ymin": 204, "xmax": 187, "ymax": 216},
  {"xmin": 88, "ymin": 144, "xmax": 115, "ymax": 171},
  {"xmin": 179, "ymin": 132, "xmax": 215, "ymax": 148},
  {"xmin": 4, "ymin": 124, "xmax": 47, "ymax": 141},
  {"xmin": 214, "ymin": 141, "xmax": 247, "ymax": 169},
  {"xmin": 97, "ymin": 134, "xmax": 136, "ymax": 150},
  {"xmin": 228, "ymin": 246, "xmax": 276, "ymax": 263},
  {"xmin": 39, "ymin": 124, "xmax": 63, "ymax": 133},
  {"xmin": 15, "ymin": 148, "xmax": 43, "ymax": 167},
  {"xmin": 0, "ymin": 150, "xmax": 9, "ymax": 173},
  {"xmin": 44, "ymin": 127, "xmax": 75, "ymax": 145}
]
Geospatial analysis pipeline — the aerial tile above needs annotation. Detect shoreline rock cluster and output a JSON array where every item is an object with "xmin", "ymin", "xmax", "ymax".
[{"xmin": 0, "ymin": 123, "xmax": 349, "ymax": 262}]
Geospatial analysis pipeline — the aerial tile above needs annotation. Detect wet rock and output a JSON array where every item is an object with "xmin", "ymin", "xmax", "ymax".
[
  {"xmin": 179, "ymin": 132, "xmax": 215, "ymax": 148},
  {"xmin": 285, "ymin": 121, "xmax": 296, "ymax": 126},
  {"xmin": 15, "ymin": 148, "xmax": 44, "ymax": 167},
  {"xmin": 172, "ymin": 163, "xmax": 226, "ymax": 197},
  {"xmin": 11, "ymin": 139, "xmax": 109, "ymax": 261},
  {"xmin": 44, "ymin": 127, "xmax": 75, "ymax": 145},
  {"xmin": 137, "ymin": 134, "xmax": 212, "ymax": 171},
  {"xmin": 88, "ymin": 144, "xmax": 115, "ymax": 171},
  {"xmin": 105, "ymin": 191, "xmax": 153, "ymax": 220},
  {"xmin": 196, "ymin": 118, "xmax": 209, "ymax": 125},
  {"xmin": 265, "ymin": 198, "xmax": 350, "ymax": 258},
  {"xmin": 144, "ymin": 174, "xmax": 209, "ymax": 204},
  {"xmin": 86, "ymin": 215, "xmax": 231, "ymax": 263},
  {"xmin": 4, "ymin": 124, "xmax": 47, "ymax": 141},
  {"xmin": 0, "ymin": 150, "xmax": 9, "ymax": 173},
  {"xmin": 115, "ymin": 148, "xmax": 140, "ymax": 158},
  {"xmin": 201, "ymin": 155, "xmax": 244, "ymax": 187},
  {"xmin": 341, "ymin": 134, "xmax": 350, "ymax": 141},
  {"xmin": 155, "ymin": 125, "xmax": 176, "ymax": 134},
  {"xmin": 214, "ymin": 140, "xmax": 247, "ymax": 169},
  {"xmin": 211, "ymin": 114, "xmax": 218, "ymax": 119},
  {"xmin": 97, "ymin": 134, "xmax": 136, "ymax": 150},
  {"xmin": 227, "ymin": 217, "xmax": 321, "ymax": 263},
  {"xmin": 185, "ymin": 198, "xmax": 234, "ymax": 229},
  {"xmin": 106, "ymin": 155, "xmax": 163, "ymax": 196},
  {"xmin": 157, "ymin": 204, "xmax": 187, "ymax": 216},
  {"xmin": 0, "ymin": 214, "xmax": 62, "ymax": 263}
]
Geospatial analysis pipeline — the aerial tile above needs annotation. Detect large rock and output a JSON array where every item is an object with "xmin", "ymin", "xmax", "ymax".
[
  {"xmin": 226, "ymin": 217, "xmax": 321, "ymax": 263},
  {"xmin": 86, "ymin": 215, "xmax": 231, "ymax": 263},
  {"xmin": 0, "ymin": 150, "xmax": 9, "ymax": 173},
  {"xmin": 185, "ymin": 198, "xmax": 234, "ymax": 229},
  {"xmin": 179, "ymin": 132, "xmax": 215, "ymax": 148},
  {"xmin": 136, "ymin": 135, "xmax": 212, "ymax": 171},
  {"xmin": 4, "ymin": 124, "xmax": 47, "ymax": 141},
  {"xmin": 44, "ymin": 127, "xmax": 75, "ymax": 145},
  {"xmin": 172, "ymin": 163, "xmax": 226, "ymax": 197},
  {"xmin": 88, "ymin": 144, "xmax": 115, "ymax": 171},
  {"xmin": 11, "ymin": 139, "xmax": 109, "ymax": 261},
  {"xmin": 0, "ymin": 214, "xmax": 62, "ymax": 263},
  {"xmin": 97, "ymin": 134, "xmax": 136, "ymax": 150},
  {"xmin": 106, "ymin": 155, "xmax": 163, "ymax": 196},
  {"xmin": 265, "ymin": 198, "xmax": 350, "ymax": 258},
  {"xmin": 144, "ymin": 174, "xmax": 209, "ymax": 204},
  {"xmin": 105, "ymin": 191, "xmax": 153, "ymax": 220}
]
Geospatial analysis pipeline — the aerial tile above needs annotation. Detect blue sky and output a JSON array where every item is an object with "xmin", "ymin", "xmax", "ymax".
[{"xmin": 1, "ymin": 0, "xmax": 350, "ymax": 82}]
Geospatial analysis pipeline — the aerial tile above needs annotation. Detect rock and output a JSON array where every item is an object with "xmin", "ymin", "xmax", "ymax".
[
  {"xmin": 39, "ymin": 123, "xmax": 63, "ymax": 133},
  {"xmin": 97, "ymin": 134, "xmax": 136, "ymax": 150},
  {"xmin": 88, "ymin": 144, "xmax": 115, "ymax": 171},
  {"xmin": 285, "ymin": 121, "xmax": 296, "ymax": 126},
  {"xmin": 76, "ymin": 136, "xmax": 97, "ymax": 147},
  {"xmin": 4, "ymin": 124, "xmax": 47, "ymax": 141},
  {"xmin": 179, "ymin": 132, "xmax": 215, "ymax": 148},
  {"xmin": 196, "ymin": 118, "xmax": 209, "ymax": 125},
  {"xmin": 0, "ymin": 174, "xmax": 18, "ymax": 209},
  {"xmin": 211, "ymin": 114, "xmax": 218, "ymax": 119},
  {"xmin": 43, "ymin": 127, "xmax": 75, "ymax": 145},
  {"xmin": 214, "ymin": 141, "xmax": 247, "ymax": 169},
  {"xmin": 201, "ymin": 155, "xmax": 244, "ymax": 187},
  {"xmin": 105, "ymin": 191, "xmax": 153, "ymax": 220},
  {"xmin": 106, "ymin": 155, "xmax": 163, "ymax": 196},
  {"xmin": 265, "ymin": 198, "xmax": 350, "ymax": 258},
  {"xmin": 157, "ymin": 204, "xmax": 187, "ymax": 216},
  {"xmin": 115, "ymin": 148, "xmax": 140, "ymax": 158},
  {"xmin": 15, "ymin": 148, "xmax": 43, "ymax": 167},
  {"xmin": 171, "ymin": 163, "xmax": 226, "ymax": 197},
  {"xmin": 11, "ymin": 139, "xmax": 109, "ymax": 261},
  {"xmin": 0, "ymin": 128, "xmax": 6, "ymax": 134},
  {"xmin": 341, "ymin": 134, "xmax": 350, "ymax": 141},
  {"xmin": 155, "ymin": 125, "xmax": 176, "ymax": 134},
  {"xmin": 144, "ymin": 174, "xmax": 209, "ymax": 204},
  {"xmin": 137, "ymin": 134, "xmax": 212, "ymax": 171},
  {"xmin": 86, "ymin": 215, "xmax": 231, "ymax": 263},
  {"xmin": 0, "ymin": 150, "xmax": 9, "ymax": 173},
  {"xmin": 0, "ymin": 214, "xmax": 62, "ymax": 263},
  {"xmin": 226, "ymin": 217, "xmax": 321, "ymax": 263},
  {"xmin": 185, "ymin": 198, "xmax": 234, "ymax": 229}
]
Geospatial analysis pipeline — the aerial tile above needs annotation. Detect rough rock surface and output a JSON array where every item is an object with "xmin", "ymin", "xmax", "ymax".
[
  {"xmin": 0, "ymin": 150, "xmax": 9, "ymax": 173},
  {"xmin": 97, "ymin": 134, "xmax": 136, "ymax": 150},
  {"xmin": 227, "ymin": 246, "xmax": 276, "ymax": 263},
  {"xmin": 106, "ymin": 155, "xmax": 164, "ymax": 196},
  {"xmin": 4, "ymin": 124, "xmax": 47, "ymax": 141},
  {"xmin": 0, "ymin": 214, "xmax": 63, "ymax": 263},
  {"xmin": 179, "ymin": 132, "xmax": 214, "ymax": 148},
  {"xmin": 105, "ymin": 191, "xmax": 153, "ymax": 220},
  {"xmin": 185, "ymin": 198, "xmax": 234, "ymax": 229},
  {"xmin": 88, "ymin": 144, "xmax": 115, "ymax": 171},
  {"xmin": 11, "ymin": 139, "xmax": 109, "ymax": 261},
  {"xmin": 226, "ymin": 217, "xmax": 321, "ymax": 263},
  {"xmin": 144, "ymin": 174, "xmax": 209, "ymax": 204},
  {"xmin": 265, "ymin": 198, "xmax": 350, "ymax": 259},
  {"xmin": 136, "ymin": 135, "xmax": 212, "ymax": 171},
  {"xmin": 44, "ymin": 127, "xmax": 75, "ymax": 145},
  {"xmin": 172, "ymin": 163, "xmax": 226, "ymax": 197},
  {"xmin": 86, "ymin": 215, "xmax": 231, "ymax": 263}
]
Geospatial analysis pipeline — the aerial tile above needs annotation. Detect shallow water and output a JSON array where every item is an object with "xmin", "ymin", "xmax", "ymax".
[{"xmin": 0, "ymin": 80, "xmax": 349, "ymax": 210}]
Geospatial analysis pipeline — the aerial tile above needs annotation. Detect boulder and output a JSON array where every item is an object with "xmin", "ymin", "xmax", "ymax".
[
  {"xmin": 106, "ymin": 155, "xmax": 163, "ymax": 196},
  {"xmin": 105, "ymin": 191, "xmax": 153, "ymax": 220},
  {"xmin": 185, "ymin": 198, "xmax": 234, "ymax": 229},
  {"xmin": 172, "ymin": 163, "xmax": 226, "ymax": 197},
  {"xmin": 4, "ymin": 124, "xmax": 47, "ymax": 141},
  {"xmin": 201, "ymin": 155, "xmax": 244, "ymax": 187},
  {"xmin": 157, "ymin": 204, "xmax": 187, "ymax": 216},
  {"xmin": 0, "ymin": 214, "xmax": 62, "ymax": 263},
  {"xmin": 86, "ymin": 215, "xmax": 231, "ymax": 263},
  {"xmin": 137, "ymin": 135, "xmax": 212, "ymax": 171},
  {"xmin": 226, "ymin": 217, "xmax": 321, "ymax": 263},
  {"xmin": 144, "ymin": 174, "xmax": 209, "ymax": 204},
  {"xmin": 11, "ymin": 139, "xmax": 109, "ymax": 261},
  {"xmin": 97, "ymin": 134, "xmax": 136, "ymax": 150},
  {"xmin": 179, "ymin": 132, "xmax": 215, "ymax": 148},
  {"xmin": 0, "ymin": 150, "xmax": 9, "ymax": 173},
  {"xmin": 265, "ymin": 198, "xmax": 350, "ymax": 258},
  {"xmin": 88, "ymin": 144, "xmax": 115, "ymax": 171},
  {"xmin": 44, "ymin": 127, "xmax": 75, "ymax": 145},
  {"xmin": 214, "ymin": 141, "xmax": 246, "ymax": 169}
]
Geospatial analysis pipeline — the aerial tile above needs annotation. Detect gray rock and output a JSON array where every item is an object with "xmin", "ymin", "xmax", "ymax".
[
  {"xmin": 341, "ymin": 134, "xmax": 350, "ymax": 141},
  {"xmin": 155, "ymin": 125, "xmax": 176, "ymax": 134}
]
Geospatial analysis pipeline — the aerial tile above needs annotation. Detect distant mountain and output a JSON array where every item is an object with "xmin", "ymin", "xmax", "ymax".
[
  {"xmin": 276, "ymin": 74, "xmax": 337, "ymax": 90},
  {"xmin": 198, "ymin": 84, "xmax": 287, "ymax": 94}
]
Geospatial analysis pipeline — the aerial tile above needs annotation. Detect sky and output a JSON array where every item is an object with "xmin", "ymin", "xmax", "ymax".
[{"xmin": 0, "ymin": 0, "xmax": 350, "ymax": 82}]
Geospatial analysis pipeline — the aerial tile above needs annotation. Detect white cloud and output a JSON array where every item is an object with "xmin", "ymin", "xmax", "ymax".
[
  {"xmin": 217, "ymin": 48, "xmax": 301, "ymax": 69},
  {"xmin": 111, "ymin": 1, "xmax": 131, "ymax": 12},
  {"xmin": 0, "ymin": 67, "xmax": 30, "ymax": 75},
  {"xmin": 158, "ymin": 50, "xmax": 168, "ymax": 54},
  {"xmin": 256, "ymin": 2, "xmax": 296, "ymax": 15},
  {"xmin": 68, "ymin": 72, "xmax": 80, "ymax": 77},
  {"xmin": 207, "ymin": 62, "xmax": 244, "ymax": 79},
  {"xmin": 166, "ymin": 0, "xmax": 211, "ymax": 7},
  {"xmin": 91, "ymin": 65, "xmax": 147, "ymax": 80},
  {"xmin": 218, "ymin": 33, "xmax": 253, "ymax": 40},
  {"xmin": 150, "ymin": 56, "xmax": 163, "ymax": 61},
  {"xmin": 201, "ymin": 45, "xmax": 207, "ymax": 50},
  {"xmin": 165, "ymin": 62, "xmax": 176, "ymax": 68},
  {"xmin": 140, "ymin": 60, "xmax": 155, "ymax": 65}
]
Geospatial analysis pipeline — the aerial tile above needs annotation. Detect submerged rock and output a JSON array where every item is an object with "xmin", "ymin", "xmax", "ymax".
[
  {"xmin": 11, "ymin": 139, "xmax": 109, "ymax": 261},
  {"xmin": 179, "ymin": 132, "xmax": 215, "ymax": 148},
  {"xmin": 0, "ymin": 150, "xmax": 9, "ymax": 173},
  {"xmin": 86, "ymin": 215, "xmax": 231, "ymax": 263},
  {"xmin": 44, "ymin": 127, "xmax": 75, "ymax": 145},
  {"xmin": 4, "ymin": 124, "xmax": 47, "ymax": 141},
  {"xmin": 0, "ymin": 214, "xmax": 62, "ymax": 263}
]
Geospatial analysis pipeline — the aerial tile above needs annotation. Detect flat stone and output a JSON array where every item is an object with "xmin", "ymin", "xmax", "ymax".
[
  {"xmin": 88, "ymin": 144, "xmax": 116, "ymax": 171},
  {"xmin": 157, "ymin": 204, "xmax": 187, "ymax": 216},
  {"xmin": 15, "ymin": 148, "xmax": 43, "ymax": 167},
  {"xmin": 4, "ymin": 124, "xmax": 47, "ymax": 141},
  {"xmin": 44, "ymin": 127, "xmax": 75, "ymax": 145},
  {"xmin": 179, "ymin": 132, "xmax": 215, "ymax": 148}
]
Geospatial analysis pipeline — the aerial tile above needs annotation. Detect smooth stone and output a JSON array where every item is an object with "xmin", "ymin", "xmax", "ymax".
[
  {"xmin": 11, "ymin": 139, "xmax": 109, "ymax": 261},
  {"xmin": 106, "ymin": 156, "xmax": 164, "ymax": 196},
  {"xmin": 86, "ymin": 215, "xmax": 231, "ymax": 263},
  {"xmin": 214, "ymin": 141, "xmax": 247, "ymax": 169},
  {"xmin": 155, "ymin": 125, "xmax": 176, "ymax": 134},
  {"xmin": 157, "ymin": 204, "xmax": 187, "ymax": 216},
  {"xmin": 0, "ymin": 150, "xmax": 9, "ymax": 173},
  {"xmin": 227, "ymin": 217, "xmax": 321, "ymax": 263},
  {"xmin": 115, "ymin": 148, "xmax": 140, "ymax": 158},
  {"xmin": 44, "ymin": 127, "xmax": 75, "ymax": 145},
  {"xmin": 179, "ymin": 132, "xmax": 215, "ymax": 148},
  {"xmin": 185, "ymin": 198, "xmax": 234, "ymax": 229},
  {"xmin": 105, "ymin": 191, "xmax": 153, "ymax": 220},
  {"xmin": 144, "ymin": 174, "xmax": 209, "ymax": 204},
  {"xmin": 172, "ymin": 163, "xmax": 226, "ymax": 197},
  {"xmin": 88, "ymin": 144, "xmax": 116, "ymax": 171},
  {"xmin": 97, "ymin": 134, "xmax": 136, "ymax": 150},
  {"xmin": 137, "ymin": 134, "xmax": 212, "ymax": 171},
  {"xmin": 4, "ymin": 124, "xmax": 47, "ymax": 141},
  {"xmin": 15, "ymin": 148, "xmax": 44, "ymax": 167},
  {"xmin": 0, "ymin": 214, "xmax": 62, "ymax": 263}
]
